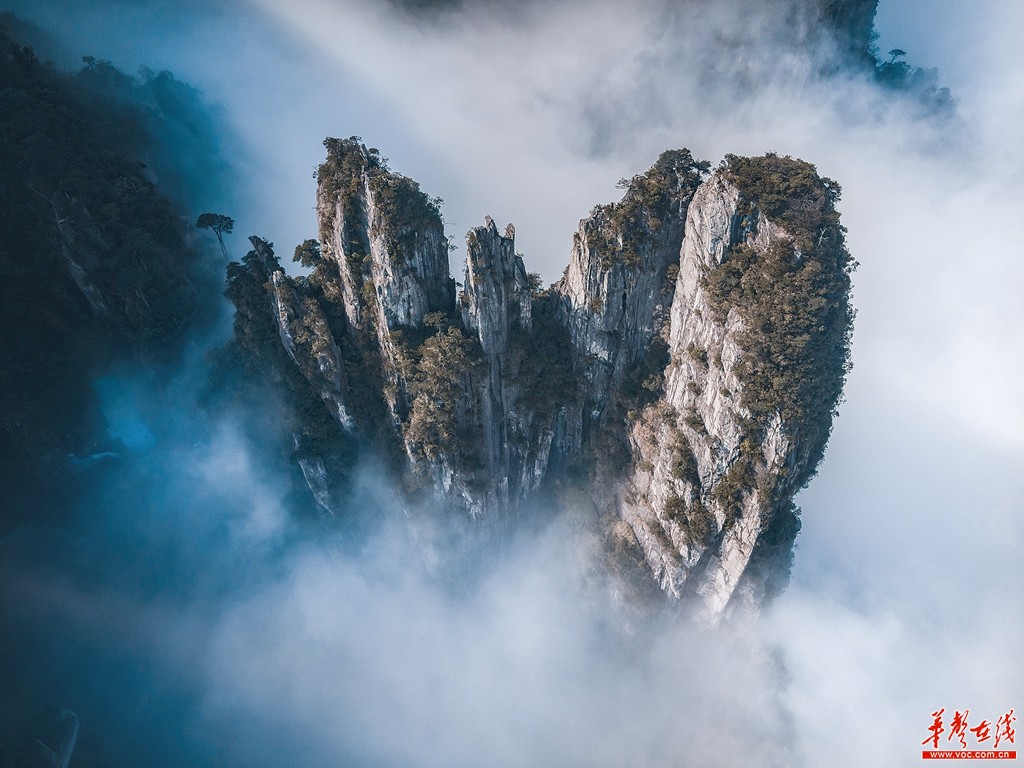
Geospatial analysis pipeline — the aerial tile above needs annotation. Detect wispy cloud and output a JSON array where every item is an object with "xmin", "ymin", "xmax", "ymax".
[{"xmin": 2, "ymin": 0, "xmax": 1021, "ymax": 765}]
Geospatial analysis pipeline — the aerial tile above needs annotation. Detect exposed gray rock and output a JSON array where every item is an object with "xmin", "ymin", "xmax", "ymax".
[
  {"xmin": 296, "ymin": 440, "xmax": 336, "ymax": 516},
  {"xmin": 452, "ymin": 218, "xmax": 552, "ymax": 516},
  {"xmin": 462, "ymin": 218, "xmax": 532, "ymax": 355},
  {"xmin": 270, "ymin": 270, "xmax": 354, "ymax": 432},
  {"xmin": 552, "ymin": 150, "xmax": 703, "ymax": 453},
  {"xmin": 231, "ymin": 141, "xmax": 852, "ymax": 622},
  {"xmin": 314, "ymin": 138, "xmax": 455, "ymax": 430},
  {"xmin": 316, "ymin": 140, "xmax": 453, "ymax": 336},
  {"xmin": 616, "ymin": 165, "xmax": 849, "ymax": 623}
]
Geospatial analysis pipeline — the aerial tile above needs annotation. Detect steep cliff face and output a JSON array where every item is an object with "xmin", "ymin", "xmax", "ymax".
[
  {"xmin": 317, "ymin": 139, "xmax": 454, "ymax": 335},
  {"xmin": 375, "ymin": 215, "xmax": 572, "ymax": 518},
  {"xmin": 453, "ymin": 219, "xmax": 545, "ymax": 514},
  {"xmin": 462, "ymin": 219, "xmax": 532, "ymax": 355},
  {"xmin": 224, "ymin": 140, "xmax": 853, "ymax": 619},
  {"xmin": 616, "ymin": 158, "xmax": 853, "ymax": 621},
  {"xmin": 428, "ymin": 217, "xmax": 575, "ymax": 517},
  {"xmin": 219, "ymin": 235, "xmax": 359, "ymax": 516},
  {"xmin": 269, "ymin": 268, "xmax": 354, "ymax": 433},
  {"xmin": 553, "ymin": 151, "xmax": 708, "ymax": 460},
  {"xmin": 253, "ymin": 140, "xmax": 571, "ymax": 518},
  {"xmin": 314, "ymin": 138, "xmax": 455, "ymax": 442},
  {"xmin": 313, "ymin": 140, "xmax": 555, "ymax": 516}
]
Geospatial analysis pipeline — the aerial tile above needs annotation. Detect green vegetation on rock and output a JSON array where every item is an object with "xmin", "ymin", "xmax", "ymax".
[
  {"xmin": 590, "ymin": 149, "xmax": 710, "ymax": 267},
  {"xmin": 705, "ymin": 153, "xmax": 855, "ymax": 474},
  {"xmin": 317, "ymin": 137, "xmax": 443, "ymax": 270},
  {"xmin": 216, "ymin": 238, "xmax": 358, "ymax": 474},
  {"xmin": 404, "ymin": 325, "xmax": 482, "ymax": 462}
]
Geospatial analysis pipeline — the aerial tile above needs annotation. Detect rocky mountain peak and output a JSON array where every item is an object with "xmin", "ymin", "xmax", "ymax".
[
  {"xmin": 554, "ymin": 150, "xmax": 710, "ymax": 445},
  {"xmin": 226, "ymin": 141, "xmax": 854, "ymax": 621},
  {"xmin": 462, "ymin": 216, "xmax": 532, "ymax": 356},
  {"xmin": 619, "ymin": 156, "xmax": 854, "ymax": 621},
  {"xmin": 316, "ymin": 137, "xmax": 455, "ymax": 337}
]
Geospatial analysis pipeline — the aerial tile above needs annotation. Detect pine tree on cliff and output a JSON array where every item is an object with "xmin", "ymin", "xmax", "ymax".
[{"xmin": 196, "ymin": 212, "xmax": 234, "ymax": 261}]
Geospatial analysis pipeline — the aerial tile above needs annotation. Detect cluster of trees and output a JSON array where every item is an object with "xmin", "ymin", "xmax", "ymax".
[
  {"xmin": 507, "ymin": 294, "xmax": 576, "ymax": 416},
  {"xmin": 664, "ymin": 493, "xmax": 716, "ymax": 547},
  {"xmin": 619, "ymin": 335, "xmax": 671, "ymax": 411},
  {"xmin": 705, "ymin": 153, "xmax": 855, "ymax": 478},
  {"xmin": 590, "ymin": 149, "xmax": 710, "ymax": 267},
  {"xmin": 221, "ymin": 237, "xmax": 287, "ymax": 375},
  {"xmin": 367, "ymin": 172, "xmax": 444, "ymax": 267},
  {"xmin": 403, "ymin": 321, "xmax": 481, "ymax": 462}
]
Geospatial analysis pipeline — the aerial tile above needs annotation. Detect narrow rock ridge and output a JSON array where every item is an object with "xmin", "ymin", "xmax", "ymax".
[
  {"xmin": 462, "ymin": 218, "xmax": 531, "ymax": 356},
  {"xmin": 227, "ymin": 140, "xmax": 853, "ymax": 619},
  {"xmin": 451, "ymin": 217, "xmax": 553, "ymax": 516},
  {"xmin": 552, "ymin": 150, "xmax": 708, "ymax": 457},
  {"xmin": 616, "ymin": 159, "xmax": 853, "ymax": 622},
  {"xmin": 617, "ymin": 174, "xmax": 784, "ymax": 620},
  {"xmin": 315, "ymin": 138, "xmax": 455, "ymax": 432}
]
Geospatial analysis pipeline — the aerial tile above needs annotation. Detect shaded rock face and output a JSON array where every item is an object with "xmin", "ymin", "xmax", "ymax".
[
  {"xmin": 317, "ymin": 139, "xmax": 454, "ymax": 336},
  {"xmin": 462, "ymin": 218, "xmax": 532, "ymax": 356},
  {"xmin": 552, "ymin": 150, "xmax": 707, "ymax": 458},
  {"xmin": 226, "ymin": 139, "xmax": 853, "ymax": 620},
  {"xmin": 269, "ymin": 268, "xmax": 354, "ymax": 432},
  {"xmin": 451, "ymin": 218, "xmax": 551, "ymax": 516},
  {"xmin": 618, "ymin": 175, "xmax": 798, "ymax": 622}
]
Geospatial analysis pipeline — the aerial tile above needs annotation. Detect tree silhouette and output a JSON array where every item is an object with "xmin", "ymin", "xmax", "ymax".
[
  {"xmin": 292, "ymin": 238, "xmax": 321, "ymax": 267},
  {"xmin": 196, "ymin": 212, "xmax": 234, "ymax": 260}
]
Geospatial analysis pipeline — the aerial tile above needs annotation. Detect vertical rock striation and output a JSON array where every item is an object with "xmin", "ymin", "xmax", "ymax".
[
  {"xmin": 317, "ymin": 139, "xmax": 454, "ymax": 335},
  {"xmin": 552, "ymin": 150, "xmax": 708, "ymax": 459},
  {"xmin": 315, "ymin": 137, "xmax": 455, "ymax": 434},
  {"xmin": 617, "ymin": 156, "xmax": 853, "ymax": 621},
  {"xmin": 223, "ymin": 140, "xmax": 853, "ymax": 620},
  {"xmin": 298, "ymin": 140, "xmax": 568, "ymax": 518},
  {"xmin": 451, "ymin": 218, "xmax": 557, "ymax": 516}
]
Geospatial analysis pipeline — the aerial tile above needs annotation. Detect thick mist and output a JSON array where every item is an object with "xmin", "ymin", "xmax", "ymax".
[
  {"xmin": 2, "ymin": 358, "xmax": 795, "ymax": 766},
  {"xmin": 2, "ymin": 0, "xmax": 1021, "ymax": 765}
]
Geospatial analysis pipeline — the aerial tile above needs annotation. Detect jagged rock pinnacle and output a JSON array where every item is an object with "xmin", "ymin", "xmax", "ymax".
[{"xmin": 226, "ymin": 141, "xmax": 854, "ymax": 620}]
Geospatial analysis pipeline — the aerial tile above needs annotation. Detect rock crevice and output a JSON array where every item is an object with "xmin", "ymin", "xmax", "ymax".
[{"xmin": 226, "ymin": 139, "xmax": 855, "ymax": 620}]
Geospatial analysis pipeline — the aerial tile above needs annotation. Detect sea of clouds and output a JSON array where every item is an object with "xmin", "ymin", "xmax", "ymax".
[{"xmin": 2, "ymin": 0, "xmax": 1021, "ymax": 765}]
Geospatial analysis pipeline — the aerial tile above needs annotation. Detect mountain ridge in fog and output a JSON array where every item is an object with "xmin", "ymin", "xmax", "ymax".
[
  {"xmin": 3, "ymin": 3, "xmax": 1000, "ymax": 766},
  {"xmin": 219, "ymin": 136, "xmax": 853, "ymax": 623}
]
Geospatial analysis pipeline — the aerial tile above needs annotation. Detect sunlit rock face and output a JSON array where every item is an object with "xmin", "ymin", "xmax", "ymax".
[
  {"xmin": 316, "ymin": 139, "xmax": 453, "ymax": 336},
  {"xmin": 233, "ymin": 139, "xmax": 853, "ymax": 621},
  {"xmin": 454, "ymin": 218, "xmax": 554, "ymax": 517},
  {"xmin": 314, "ymin": 138, "xmax": 455, "ymax": 432},
  {"xmin": 551, "ymin": 150, "xmax": 704, "ymax": 459},
  {"xmin": 616, "ymin": 171, "xmax": 830, "ymax": 622}
]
